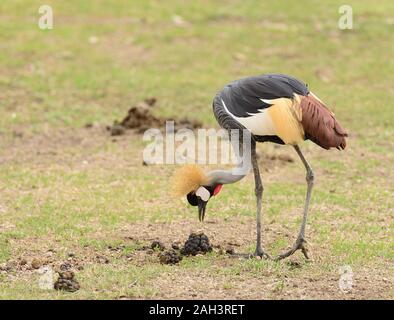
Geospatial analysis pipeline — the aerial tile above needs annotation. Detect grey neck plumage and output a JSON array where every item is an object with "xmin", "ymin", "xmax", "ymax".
[
  {"xmin": 206, "ymin": 161, "xmax": 251, "ymax": 186},
  {"xmin": 206, "ymin": 128, "xmax": 253, "ymax": 186}
]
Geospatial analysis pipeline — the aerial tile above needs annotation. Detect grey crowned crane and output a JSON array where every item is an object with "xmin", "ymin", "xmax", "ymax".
[{"xmin": 173, "ymin": 74, "xmax": 348, "ymax": 260}]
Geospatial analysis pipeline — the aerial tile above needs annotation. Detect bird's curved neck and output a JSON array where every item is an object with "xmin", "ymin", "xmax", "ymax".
[
  {"xmin": 207, "ymin": 162, "xmax": 251, "ymax": 186},
  {"xmin": 206, "ymin": 127, "xmax": 253, "ymax": 186}
]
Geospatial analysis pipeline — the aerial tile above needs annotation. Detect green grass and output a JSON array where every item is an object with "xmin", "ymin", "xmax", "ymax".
[{"xmin": 0, "ymin": 0, "xmax": 393, "ymax": 299}]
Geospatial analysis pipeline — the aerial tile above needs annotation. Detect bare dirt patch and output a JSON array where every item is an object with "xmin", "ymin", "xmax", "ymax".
[
  {"xmin": 146, "ymin": 264, "xmax": 393, "ymax": 300},
  {"xmin": 0, "ymin": 126, "xmax": 392, "ymax": 299}
]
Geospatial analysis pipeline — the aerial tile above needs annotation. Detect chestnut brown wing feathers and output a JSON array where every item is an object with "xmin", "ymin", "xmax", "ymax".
[{"xmin": 300, "ymin": 94, "xmax": 348, "ymax": 150}]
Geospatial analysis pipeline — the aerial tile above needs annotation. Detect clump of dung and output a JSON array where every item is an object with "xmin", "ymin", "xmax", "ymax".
[
  {"xmin": 116, "ymin": 98, "xmax": 161, "ymax": 134},
  {"xmin": 171, "ymin": 241, "xmax": 181, "ymax": 250},
  {"xmin": 159, "ymin": 250, "xmax": 183, "ymax": 265},
  {"xmin": 181, "ymin": 232, "xmax": 212, "ymax": 256},
  {"xmin": 54, "ymin": 271, "xmax": 80, "ymax": 292},
  {"xmin": 151, "ymin": 240, "xmax": 165, "ymax": 251},
  {"xmin": 109, "ymin": 98, "xmax": 202, "ymax": 136}
]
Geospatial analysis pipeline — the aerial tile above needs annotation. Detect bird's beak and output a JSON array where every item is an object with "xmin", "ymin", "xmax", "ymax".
[{"xmin": 198, "ymin": 199, "xmax": 207, "ymax": 222}]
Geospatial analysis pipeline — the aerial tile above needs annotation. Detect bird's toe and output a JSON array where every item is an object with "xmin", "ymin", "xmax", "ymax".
[
  {"xmin": 254, "ymin": 250, "xmax": 271, "ymax": 260},
  {"xmin": 276, "ymin": 237, "xmax": 309, "ymax": 261}
]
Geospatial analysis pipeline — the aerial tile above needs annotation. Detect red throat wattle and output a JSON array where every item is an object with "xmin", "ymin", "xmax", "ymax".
[{"xmin": 213, "ymin": 184, "xmax": 223, "ymax": 196}]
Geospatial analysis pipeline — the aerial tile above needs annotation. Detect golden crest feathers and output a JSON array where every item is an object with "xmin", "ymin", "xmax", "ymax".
[{"xmin": 171, "ymin": 165, "xmax": 208, "ymax": 197}]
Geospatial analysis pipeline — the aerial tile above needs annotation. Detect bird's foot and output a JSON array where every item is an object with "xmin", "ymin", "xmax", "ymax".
[
  {"xmin": 276, "ymin": 237, "xmax": 309, "ymax": 261},
  {"xmin": 254, "ymin": 248, "xmax": 271, "ymax": 260}
]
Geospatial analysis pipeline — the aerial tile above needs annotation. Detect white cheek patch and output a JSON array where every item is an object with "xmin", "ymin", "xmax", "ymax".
[{"xmin": 196, "ymin": 187, "xmax": 210, "ymax": 202}]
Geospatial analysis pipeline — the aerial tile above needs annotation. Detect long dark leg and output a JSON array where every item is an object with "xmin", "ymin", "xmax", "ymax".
[
  {"xmin": 277, "ymin": 145, "xmax": 314, "ymax": 260},
  {"xmin": 251, "ymin": 141, "xmax": 269, "ymax": 258},
  {"xmin": 228, "ymin": 136, "xmax": 269, "ymax": 259}
]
